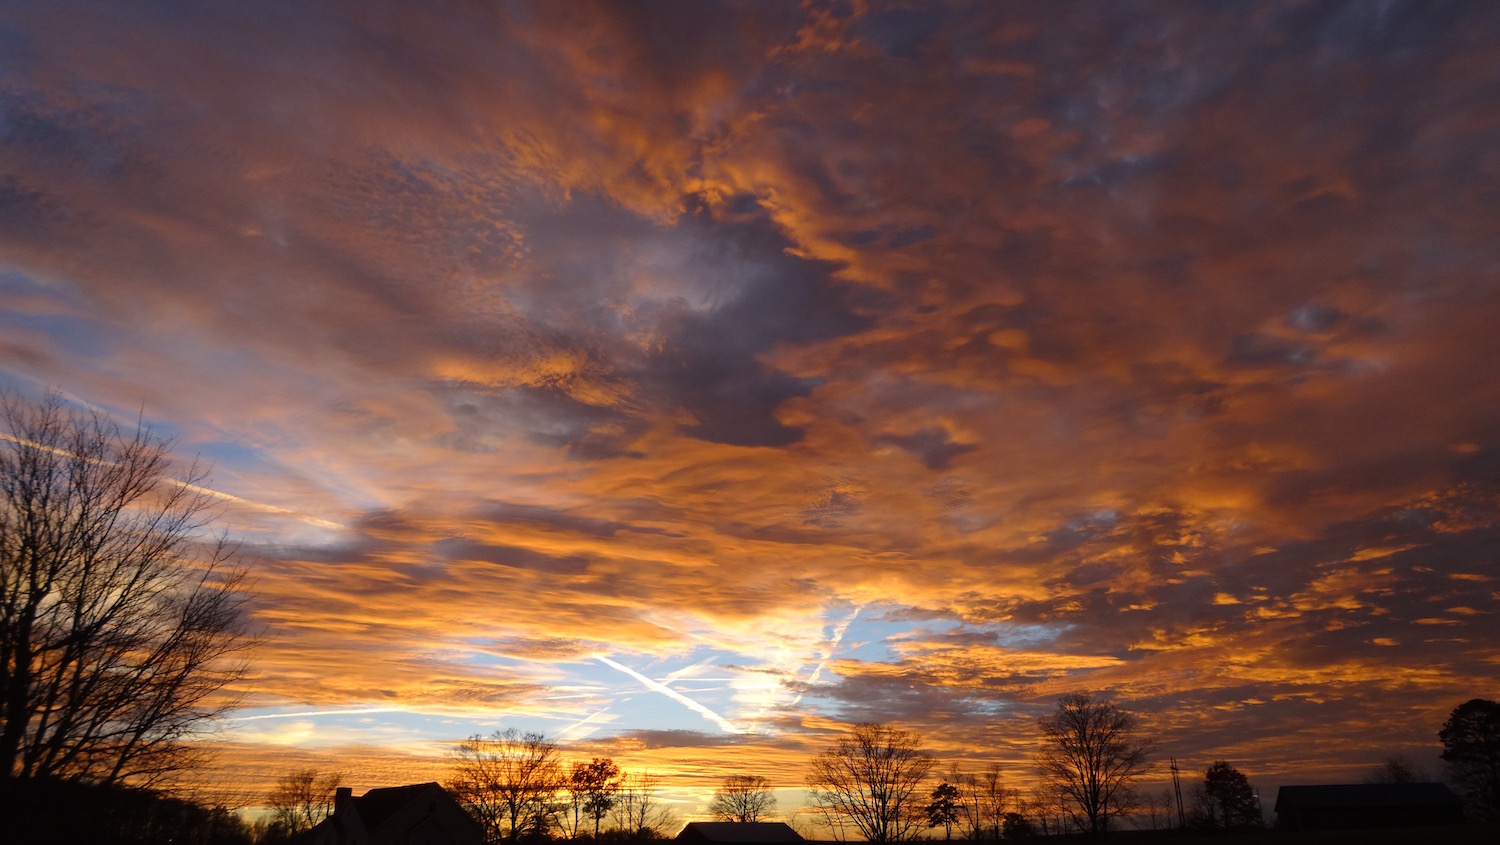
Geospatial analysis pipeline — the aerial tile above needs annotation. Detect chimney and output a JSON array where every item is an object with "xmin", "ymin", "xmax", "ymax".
[{"xmin": 334, "ymin": 786, "xmax": 353, "ymax": 818}]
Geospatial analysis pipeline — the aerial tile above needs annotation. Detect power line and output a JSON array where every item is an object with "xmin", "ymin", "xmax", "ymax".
[{"xmin": 1170, "ymin": 757, "xmax": 1187, "ymax": 828}]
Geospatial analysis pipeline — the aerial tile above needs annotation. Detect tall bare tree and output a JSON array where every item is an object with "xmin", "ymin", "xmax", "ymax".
[
  {"xmin": 1138, "ymin": 788, "xmax": 1176, "ymax": 831},
  {"xmin": 1035, "ymin": 693, "xmax": 1154, "ymax": 835},
  {"xmin": 448, "ymin": 729, "xmax": 565, "ymax": 843},
  {"xmin": 708, "ymin": 774, "xmax": 777, "ymax": 822},
  {"xmin": 952, "ymin": 763, "xmax": 1007, "ymax": 840},
  {"xmin": 805, "ymin": 723, "xmax": 936, "ymax": 843},
  {"xmin": 0, "ymin": 393, "xmax": 251, "ymax": 786},
  {"xmin": 266, "ymin": 767, "xmax": 343, "ymax": 837}
]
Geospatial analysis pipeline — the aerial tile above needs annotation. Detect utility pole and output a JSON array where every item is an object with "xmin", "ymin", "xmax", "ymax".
[{"xmin": 1170, "ymin": 758, "xmax": 1187, "ymax": 828}]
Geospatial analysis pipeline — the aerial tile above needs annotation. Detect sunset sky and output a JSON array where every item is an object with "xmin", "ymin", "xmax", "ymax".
[{"xmin": 2, "ymin": 0, "xmax": 1499, "ymax": 819}]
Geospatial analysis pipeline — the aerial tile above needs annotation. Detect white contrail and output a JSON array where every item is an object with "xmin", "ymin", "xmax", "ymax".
[
  {"xmin": 232, "ymin": 706, "xmax": 408, "ymax": 722},
  {"xmin": 555, "ymin": 705, "xmax": 616, "ymax": 742},
  {"xmin": 595, "ymin": 656, "xmax": 743, "ymax": 734},
  {"xmin": 791, "ymin": 604, "xmax": 863, "ymax": 707},
  {"xmin": 176, "ymin": 479, "xmax": 346, "ymax": 531},
  {"xmin": 0, "ymin": 431, "xmax": 344, "ymax": 531}
]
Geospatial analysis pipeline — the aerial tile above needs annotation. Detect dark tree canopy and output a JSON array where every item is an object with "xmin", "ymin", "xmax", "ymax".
[
  {"xmin": 925, "ymin": 781, "xmax": 960, "ymax": 839},
  {"xmin": 806, "ymin": 723, "xmax": 937, "ymax": 843},
  {"xmin": 1194, "ymin": 762, "xmax": 1260, "ymax": 830},
  {"xmin": 1034, "ymin": 693, "xmax": 1154, "ymax": 835},
  {"xmin": 1, "ymin": 394, "xmax": 251, "ymax": 786},
  {"xmin": 567, "ymin": 756, "xmax": 622, "ymax": 839},
  {"xmin": 708, "ymin": 774, "xmax": 777, "ymax": 823},
  {"xmin": 1439, "ymin": 698, "xmax": 1500, "ymax": 820}
]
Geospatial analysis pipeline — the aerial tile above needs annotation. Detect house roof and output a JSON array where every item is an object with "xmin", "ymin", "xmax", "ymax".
[
  {"xmin": 675, "ymin": 822, "xmax": 805, "ymax": 843},
  {"xmin": 352, "ymin": 782, "xmax": 445, "ymax": 830},
  {"xmin": 1274, "ymin": 783, "xmax": 1463, "ymax": 813}
]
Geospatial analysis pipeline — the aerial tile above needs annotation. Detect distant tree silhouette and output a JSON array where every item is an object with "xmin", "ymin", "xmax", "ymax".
[
  {"xmin": 949, "ymin": 763, "xmax": 1006, "ymax": 839},
  {"xmin": 566, "ymin": 757, "xmax": 622, "ymax": 839},
  {"xmin": 926, "ymin": 781, "xmax": 960, "ymax": 839},
  {"xmin": 1439, "ymin": 698, "xmax": 1500, "ymax": 820},
  {"xmin": 0, "ymin": 393, "xmax": 251, "ymax": 786},
  {"xmin": 265, "ymin": 768, "xmax": 343, "ymax": 839},
  {"xmin": 1138, "ymin": 788, "xmax": 1175, "ymax": 830},
  {"xmin": 3, "ymin": 776, "xmax": 253, "ymax": 845},
  {"xmin": 1035, "ymin": 693, "xmax": 1154, "ymax": 835},
  {"xmin": 448, "ymin": 729, "xmax": 564, "ymax": 843},
  {"xmin": 1000, "ymin": 811, "xmax": 1034, "ymax": 840},
  {"xmin": 1192, "ymin": 762, "xmax": 1260, "ymax": 830},
  {"xmin": 708, "ymin": 774, "xmax": 777, "ymax": 822},
  {"xmin": 611, "ymin": 771, "xmax": 678, "ymax": 838},
  {"xmin": 806, "ymin": 723, "xmax": 936, "ymax": 842},
  {"xmin": 1365, "ymin": 755, "xmax": 1425, "ymax": 784}
]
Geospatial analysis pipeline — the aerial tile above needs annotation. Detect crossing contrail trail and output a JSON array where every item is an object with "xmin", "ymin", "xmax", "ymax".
[
  {"xmin": 791, "ymin": 604, "xmax": 863, "ymax": 707},
  {"xmin": 556, "ymin": 705, "xmax": 616, "ymax": 742},
  {"xmin": 595, "ymin": 655, "xmax": 743, "ymax": 734}
]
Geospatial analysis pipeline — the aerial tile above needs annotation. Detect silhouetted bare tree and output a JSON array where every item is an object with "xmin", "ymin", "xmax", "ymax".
[
  {"xmin": 806, "ymin": 723, "xmax": 936, "ymax": 843},
  {"xmin": 953, "ymin": 763, "xmax": 1007, "ymax": 840},
  {"xmin": 1035, "ymin": 693, "xmax": 1154, "ymax": 835},
  {"xmin": 611, "ymin": 771, "xmax": 678, "ymax": 838},
  {"xmin": 709, "ymin": 774, "xmax": 777, "ymax": 822},
  {"xmin": 1440, "ymin": 698, "xmax": 1500, "ymax": 820},
  {"xmin": 265, "ymin": 767, "xmax": 343, "ymax": 838},
  {"xmin": 448, "ymin": 729, "xmax": 564, "ymax": 843},
  {"xmin": 0, "ymin": 393, "xmax": 251, "ymax": 786},
  {"xmin": 1137, "ymin": 788, "xmax": 1175, "ymax": 831}
]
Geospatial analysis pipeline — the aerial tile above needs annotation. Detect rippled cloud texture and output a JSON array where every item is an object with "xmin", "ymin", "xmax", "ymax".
[{"xmin": 3, "ymin": 0, "xmax": 1498, "ymax": 806}]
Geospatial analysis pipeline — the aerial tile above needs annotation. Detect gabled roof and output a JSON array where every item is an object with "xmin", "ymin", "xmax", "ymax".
[
  {"xmin": 676, "ymin": 822, "xmax": 805, "ymax": 844},
  {"xmin": 1274, "ymin": 782, "xmax": 1462, "ymax": 812},
  {"xmin": 353, "ymin": 782, "xmax": 446, "ymax": 830}
]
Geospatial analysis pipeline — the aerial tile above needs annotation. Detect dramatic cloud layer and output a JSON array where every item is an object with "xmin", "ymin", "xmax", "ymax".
[{"xmin": 3, "ymin": 0, "xmax": 1498, "ymax": 813}]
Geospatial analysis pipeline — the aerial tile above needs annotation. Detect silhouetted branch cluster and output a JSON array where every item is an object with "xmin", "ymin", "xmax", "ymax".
[
  {"xmin": 1034, "ymin": 693, "xmax": 1154, "ymax": 834},
  {"xmin": 805, "ymin": 723, "xmax": 936, "ymax": 843},
  {"xmin": 446, "ymin": 730, "xmax": 684, "ymax": 844},
  {"xmin": 1, "ymin": 393, "xmax": 252, "ymax": 787},
  {"xmin": 708, "ymin": 773, "xmax": 776, "ymax": 823}
]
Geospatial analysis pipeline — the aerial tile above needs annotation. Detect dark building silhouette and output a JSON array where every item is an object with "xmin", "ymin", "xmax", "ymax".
[
  {"xmin": 306, "ymin": 782, "xmax": 483, "ymax": 845},
  {"xmin": 1274, "ymin": 783, "xmax": 1465, "ymax": 830},
  {"xmin": 675, "ymin": 822, "xmax": 805, "ymax": 845}
]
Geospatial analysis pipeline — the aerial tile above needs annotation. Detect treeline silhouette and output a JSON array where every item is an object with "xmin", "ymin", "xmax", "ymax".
[
  {"xmin": 1, "ymin": 694, "xmax": 1496, "ymax": 844},
  {"xmin": 248, "ymin": 694, "xmax": 1497, "ymax": 844}
]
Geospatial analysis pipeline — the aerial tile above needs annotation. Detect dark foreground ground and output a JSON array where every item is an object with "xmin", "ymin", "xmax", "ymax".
[{"xmin": 916, "ymin": 824, "xmax": 1500, "ymax": 845}]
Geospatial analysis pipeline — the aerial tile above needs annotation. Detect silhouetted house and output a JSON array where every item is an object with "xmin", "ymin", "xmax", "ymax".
[
  {"xmin": 306, "ymin": 782, "xmax": 483, "ymax": 845},
  {"xmin": 1274, "ymin": 783, "xmax": 1465, "ymax": 830},
  {"xmin": 676, "ymin": 822, "xmax": 805, "ymax": 845}
]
